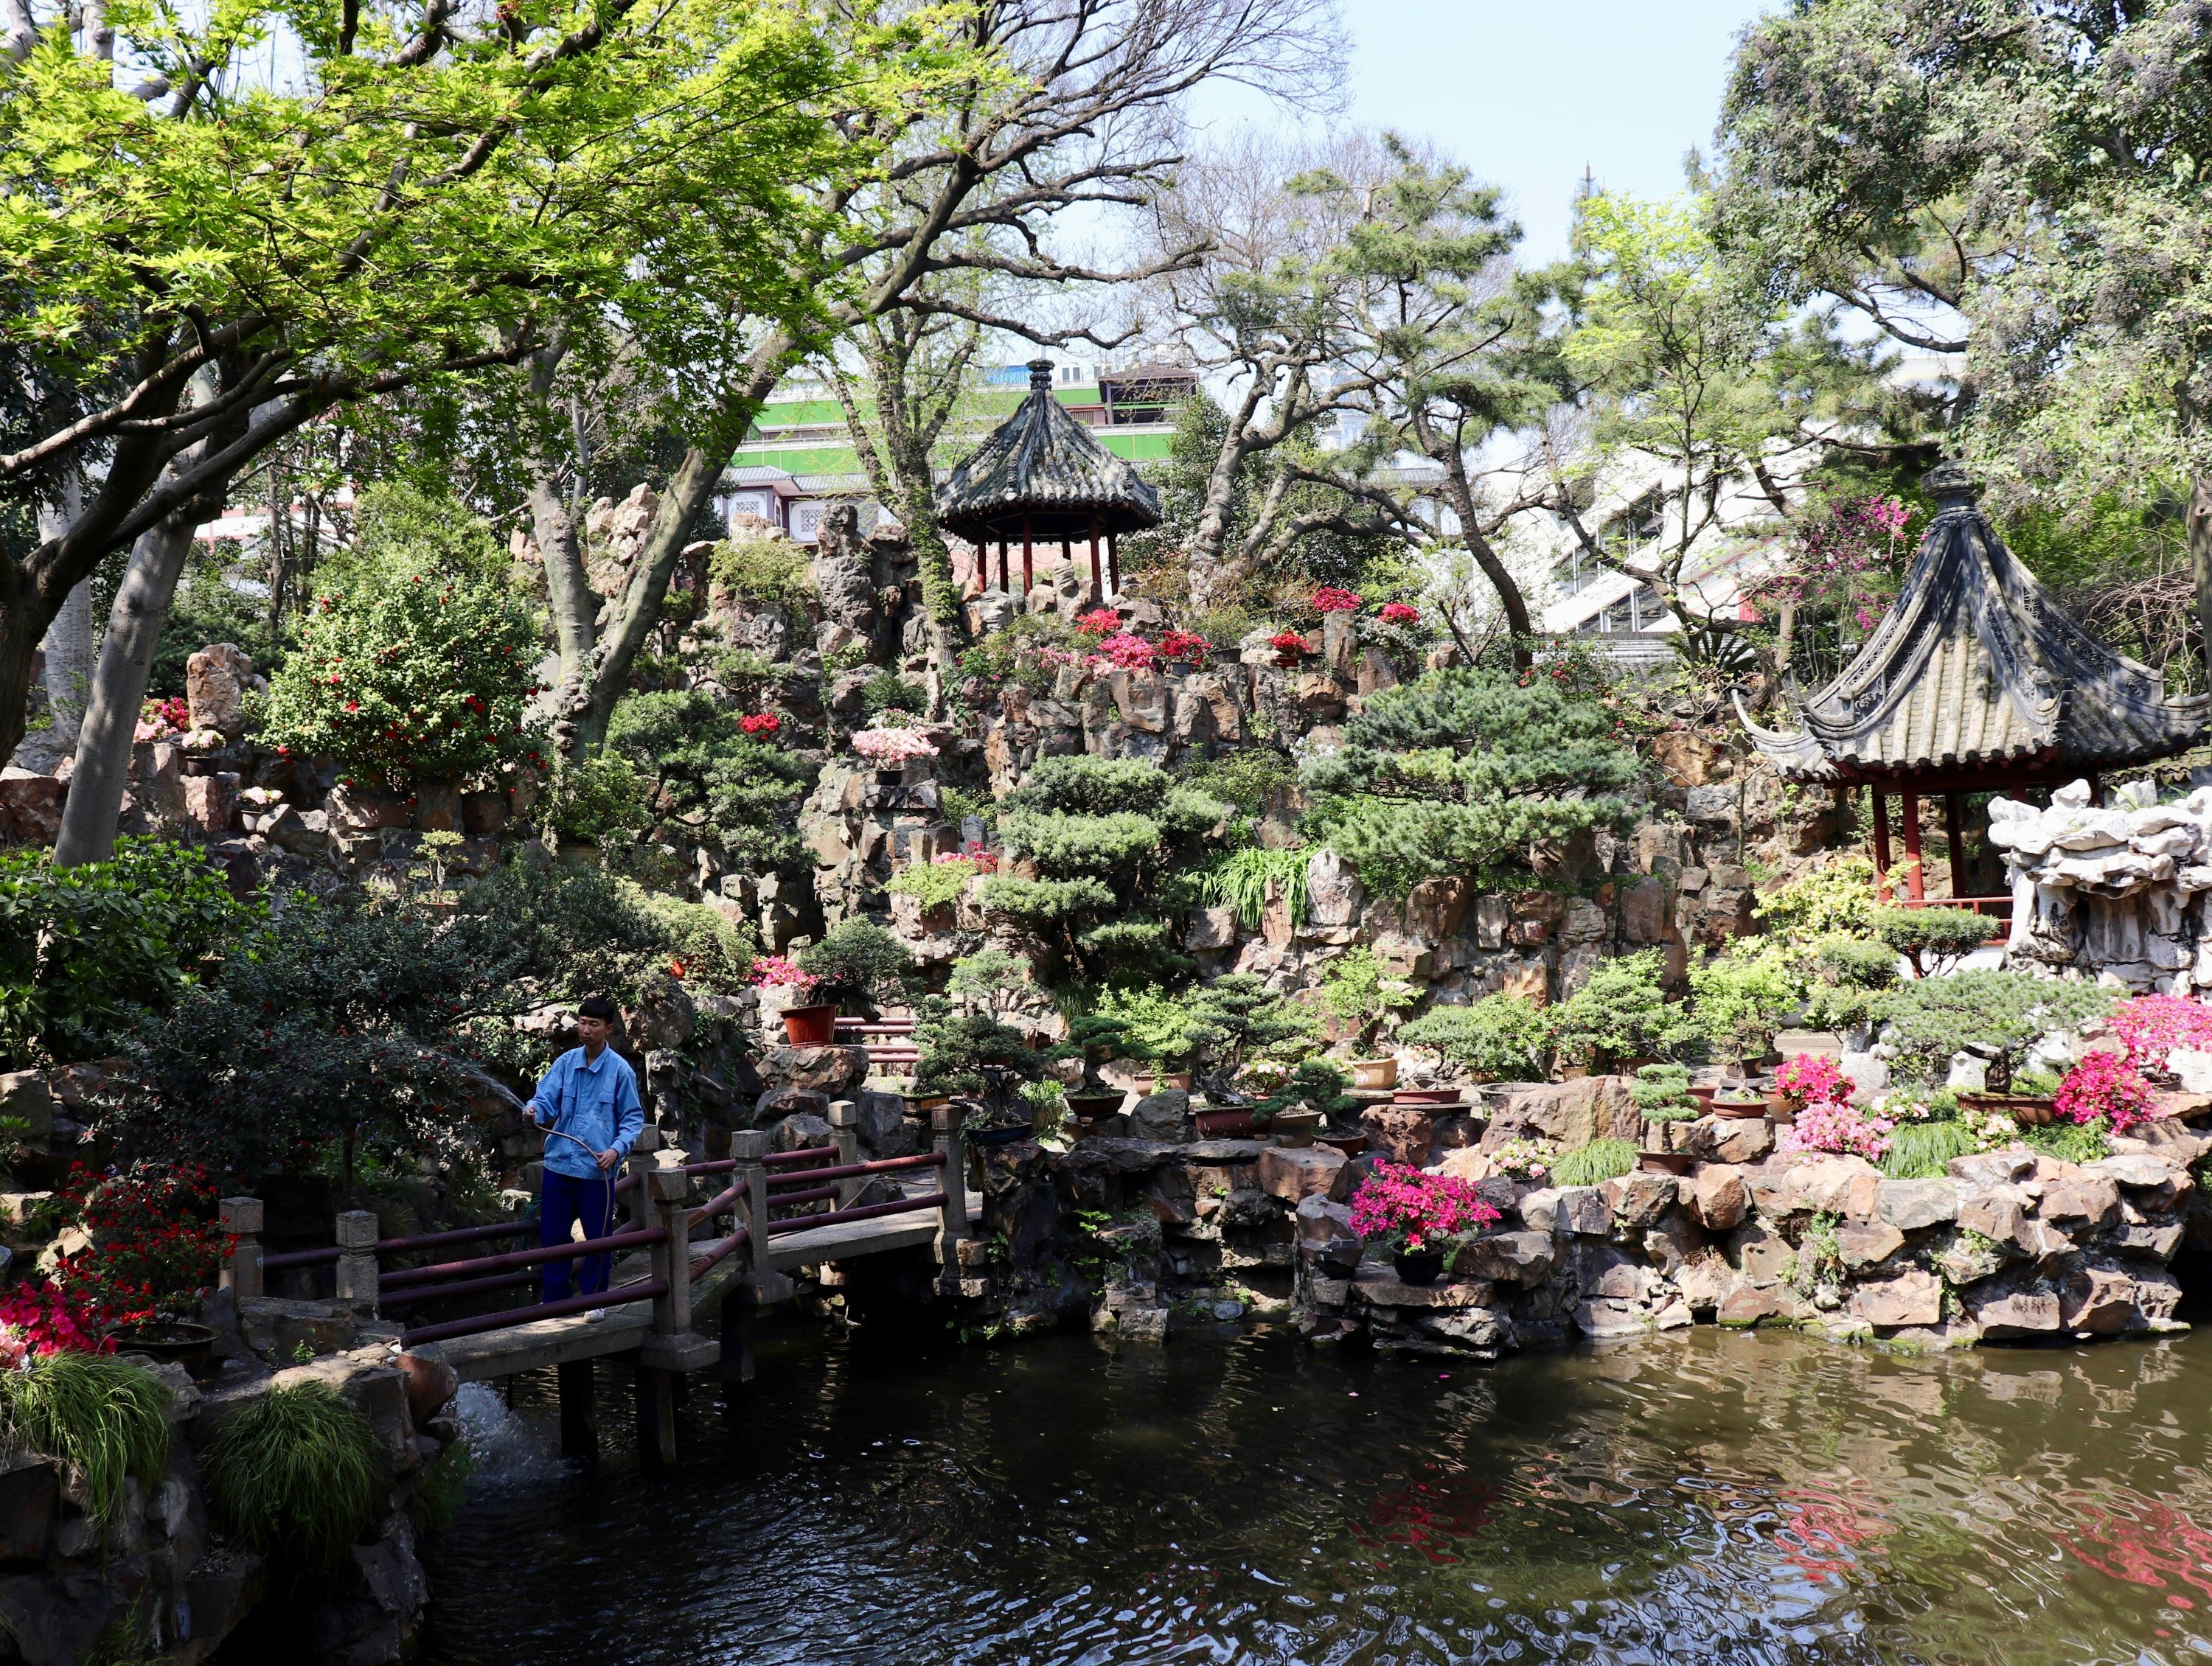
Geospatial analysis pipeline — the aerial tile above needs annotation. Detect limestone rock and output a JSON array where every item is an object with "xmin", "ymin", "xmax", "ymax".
[
  {"xmin": 759, "ymin": 1045, "xmax": 866, "ymax": 1096},
  {"xmin": 1962, "ymin": 1279, "xmax": 2062, "ymax": 1339},
  {"xmin": 1453, "ymin": 1229, "xmax": 1554, "ymax": 1286},
  {"xmin": 1848, "ymin": 1267, "xmax": 1942, "ymax": 1328},
  {"xmin": 0, "ymin": 768, "xmax": 63, "ymax": 846},
  {"xmin": 1690, "ymin": 1164, "xmax": 1747, "ymax": 1230},
  {"xmin": 1360, "ymin": 1105, "xmax": 1434, "ymax": 1164},
  {"xmin": 1876, "ymin": 1177, "xmax": 1958, "ymax": 1233},
  {"xmin": 1834, "ymin": 1218, "xmax": 1905, "ymax": 1269},
  {"xmin": 185, "ymin": 642, "xmax": 262, "ymax": 737},
  {"xmin": 1482, "ymin": 1076, "xmax": 1638, "ymax": 1153},
  {"xmin": 1257, "ymin": 1145, "xmax": 1348, "ymax": 1203},
  {"xmin": 1128, "ymin": 1090, "xmax": 1191, "ymax": 1142}
]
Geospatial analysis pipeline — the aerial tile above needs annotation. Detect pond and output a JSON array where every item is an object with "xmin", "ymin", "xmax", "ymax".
[{"xmin": 423, "ymin": 1314, "xmax": 2212, "ymax": 1665}]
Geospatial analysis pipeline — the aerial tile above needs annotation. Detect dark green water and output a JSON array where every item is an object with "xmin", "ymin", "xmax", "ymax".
[{"xmin": 425, "ymin": 1318, "xmax": 2212, "ymax": 1665}]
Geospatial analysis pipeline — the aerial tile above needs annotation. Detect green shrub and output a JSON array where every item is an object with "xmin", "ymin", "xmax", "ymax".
[
  {"xmin": 1397, "ymin": 994, "xmax": 1551, "ymax": 1081},
  {"xmin": 1198, "ymin": 844, "xmax": 1312, "ymax": 931},
  {"xmin": 0, "ymin": 1353, "xmax": 171, "ymax": 1527},
  {"xmin": 1875, "ymin": 970, "xmax": 2116, "ymax": 1085},
  {"xmin": 1752, "ymin": 857, "xmax": 1879, "ymax": 938},
  {"xmin": 2021, "ymin": 1117, "xmax": 2112, "ymax": 1165},
  {"xmin": 541, "ymin": 751, "xmax": 650, "ymax": 844},
  {"xmin": 886, "ymin": 862, "xmax": 973, "ymax": 910},
  {"xmin": 999, "ymin": 809, "xmax": 1162, "ymax": 877},
  {"xmin": 1301, "ymin": 668, "xmax": 1643, "ymax": 897},
  {"xmin": 263, "ymin": 559, "xmax": 543, "ymax": 789},
  {"xmin": 797, "ymin": 919, "xmax": 915, "ymax": 1009},
  {"xmin": 1552, "ymin": 1138, "xmax": 1636, "ymax": 1187},
  {"xmin": 1183, "ymin": 973, "xmax": 1317, "ymax": 1078},
  {"xmin": 939, "ymin": 786, "xmax": 998, "ymax": 836},
  {"xmin": 0, "ymin": 837, "xmax": 261, "ymax": 1070},
  {"xmin": 1319, "ymin": 947, "xmax": 1422, "ymax": 1048},
  {"xmin": 1555, "ymin": 950, "xmax": 1697, "ymax": 1068},
  {"xmin": 1881, "ymin": 1120, "xmax": 1977, "ymax": 1179},
  {"xmin": 978, "ymin": 876, "xmax": 1116, "ymax": 921},
  {"xmin": 1631, "ymin": 1062, "xmax": 1695, "ymax": 1118},
  {"xmin": 1178, "ymin": 750, "xmax": 1297, "ymax": 815},
  {"xmin": 1688, "ymin": 949, "xmax": 1800, "ymax": 1069},
  {"xmin": 1093, "ymin": 987, "xmax": 1202, "ymax": 1065},
  {"xmin": 861, "ymin": 671, "xmax": 926, "ymax": 717},
  {"xmin": 912, "ymin": 999, "xmax": 1049, "ymax": 1111},
  {"xmin": 1004, "ymin": 755, "xmax": 1169, "ymax": 817},
  {"xmin": 605, "ymin": 689, "xmax": 813, "ymax": 862},
  {"xmin": 204, "ymin": 1383, "xmax": 383, "ymax": 1575},
  {"xmin": 1872, "ymin": 905, "xmax": 1997, "ymax": 977},
  {"xmin": 710, "ymin": 533, "xmax": 816, "ymax": 611}
]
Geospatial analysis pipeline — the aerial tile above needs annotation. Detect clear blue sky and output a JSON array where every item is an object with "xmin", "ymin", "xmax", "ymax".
[{"xmin": 1197, "ymin": 0, "xmax": 1775, "ymax": 262}]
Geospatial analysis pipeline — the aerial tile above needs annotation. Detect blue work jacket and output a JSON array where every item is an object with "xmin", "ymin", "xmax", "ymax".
[{"xmin": 528, "ymin": 1045, "xmax": 644, "ymax": 1180}]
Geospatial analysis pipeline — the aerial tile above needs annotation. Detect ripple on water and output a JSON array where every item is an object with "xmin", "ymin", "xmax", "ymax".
[{"xmin": 422, "ymin": 1322, "xmax": 2212, "ymax": 1666}]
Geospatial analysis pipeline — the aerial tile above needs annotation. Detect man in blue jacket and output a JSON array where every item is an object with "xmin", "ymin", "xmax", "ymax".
[{"xmin": 528, "ymin": 995, "xmax": 644, "ymax": 1306}]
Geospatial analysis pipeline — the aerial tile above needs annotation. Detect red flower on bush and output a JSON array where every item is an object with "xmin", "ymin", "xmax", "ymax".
[
  {"xmin": 1267, "ymin": 631, "xmax": 1311, "ymax": 656},
  {"xmin": 1377, "ymin": 602, "xmax": 1422, "ymax": 626},
  {"xmin": 1775, "ymin": 1052, "xmax": 1853, "ymax": 1109},
  {"xmin": 0, "ymin": 1280, "xmax": 105, "ymax": 1364},
  {"xmin": 1075, "ymin": 608, "xmax": 1121, "ymax": 636},
  {"xmin": 1347, "ymin": 1163, "xmax": 1500, "ymax": 1255},
  {"xmin": 2056, "ymin": 1050, "xmax": 2155, "ymax": 1133},
  {"xmin": 1160, "ymin": 628, "xmax": 1211, "ymax": 663},
  {"xmin": 1093, "ymin": 632, "xmax": 1158, "ymax": 672},
  {"xmin": 740, "ymin": 712, "xmax": 781, "ymax": 735},
  {"xmin": 48, "ymin": 1162, "xmax": 222, "ymax": 1331},
  {"xmin": 1312, "ymin": 586, "xmax": 1362, "ymax": 613},
  {"xmin": 2109, "ymin": 994, "xmax": 2212, "ymax": 1073}
]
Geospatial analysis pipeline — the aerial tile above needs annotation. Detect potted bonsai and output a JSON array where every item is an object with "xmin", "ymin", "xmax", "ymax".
[
  {"xmin": 1320, "ymin": 947, "xmax": 1421, "ymax": 1090},
  {"xmin": 1631, "ymin": 1063, "xmax": 1698, "ymax": 1152},
  {"xmin": 1397, "ymin": 994, "xmax": 1552, "ymax": 1086},
  {"xmin": 1347, "ymin": 1161, "xmax": 1500, "ymax": 1287},
  {"xmin": 911, "ymin": 997, "xmax": 1050, "ymax": 1143},
  {"xmin": 1548, "ymin": 950, "xmax": 1697, "ymax": 1078},
  {"xmin": 794, "ymin": 919, "xmax": 918, "ymax": 1044},
  {"xmin": 1256, "ymin": 1059, "xmax": 1354, "ymax": 1149},
  {"xmin": 1688, "ymin": 948, "xmax": 1799, "ymax": 1081},
  {"xmin": 1874, "ymin": 969, "xmax": 2116, "ymax": 1118},
  {"xmin": 1057, "ymin": 1013, "xmax": 1137, "ymax": 1125}
]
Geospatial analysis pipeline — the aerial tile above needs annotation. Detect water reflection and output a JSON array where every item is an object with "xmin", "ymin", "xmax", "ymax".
[{"xmin": 425, "ymin": 1322, "xmax": 2212, "ymax": 1665}]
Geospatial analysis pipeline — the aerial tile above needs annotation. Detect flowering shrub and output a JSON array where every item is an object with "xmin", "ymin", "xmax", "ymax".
[
  {"xmin": 1160, "ymin": 629, "xmax": 1211, "ymax": 663},
  {"xmin": 1267, "ymin": 630, "xmax": 1311, "ymax": 657},
  {"xmin": 1347, "ymin": 1161, "xmax": 1500, "ymax": 1255},
  {"xmin": 262, "ymin": 565, "xmax": 544, "ymax": 788},
  {"xmin": 134, "ymin": 696, "xmax": 189, "ymax": 743},
  {"xmin": 1757, "ymin": 493, "xmax": 1916, "ymax": 635},
  {"xmin": 1868, "ymin": 1087, "xmax": 1947, "ymax": 1124},
  {"xmin": 2109, "ymin": 994, "xmax": 2212, "ymax": 1072},
  {"xmin": 749, "ymin": 955, "xmax": 820, "ymax": 996},
  {"xmin": 1075, "ymin": 608, "xmax": 1121, "ymax": 636},
  {"xmin": 1312, "ymin": 586, "xmax": 1362, "ymax": 613},
  {"xmin": 2056, "ymin": 1050, "xmax": 2155, "ymax": 1133},
  {"xmin": 0, "ymin": 1280, "xmax": 105, "ymax": 1364},
  {"xmin": 1093, "ymin": 632, "xmax": 1158, "ymax": 672},
  {"xmin": 1775, "ymin": 1052, "xmax": 1854, "ymax": 1110},
  {"xmin": 49, "ymin": 1163, "xmax": 222, "ymax": 1328},
  {"xmin": 739, "ymin": 712, "xmax": 781, "ymax": 735},
  {"xmin": 1485, "ymin": 1137, "xmax": 1554, "ymax": 1182},
  {"xmin": 936, "ymin": 840, "xmax": 999, "ymax": 874},
  {"xmin": 1779, "ymin": 1100, "xmax": 1894, "ymax": 1160},
  {"xmin": 1377, "ymin": 602, "xmax": 1421, "ymax": 626},
  {"xmin": 851, "ymin": 725, "xmax": 939, "ymax": 766}
]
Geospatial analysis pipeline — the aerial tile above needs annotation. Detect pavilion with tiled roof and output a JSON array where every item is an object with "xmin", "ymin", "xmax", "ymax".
[
  {"xmin": 1735, "ymin": 460, "xmax": 2211, "ymax": 900},
  {"xmin": 936, "ymin": 358, "xmax": 1161, "ymax": 600}
]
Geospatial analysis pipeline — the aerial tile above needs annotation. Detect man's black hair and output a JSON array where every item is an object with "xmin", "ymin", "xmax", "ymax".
[{"xmin": 577, "ymin": 995, "xmax": 618, "ymax": 1022}]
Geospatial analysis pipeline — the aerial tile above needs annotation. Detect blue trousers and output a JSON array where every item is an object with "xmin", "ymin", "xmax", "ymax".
[{"xmin": 539, "ymin": 1168, "xmax": 619, "ymax": 1303}]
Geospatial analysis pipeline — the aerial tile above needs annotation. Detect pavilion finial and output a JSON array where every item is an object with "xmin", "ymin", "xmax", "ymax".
[
  {"xmin": 1027, "ymin": 358, "xmax": 1054, "ymax": 394},
  {"xmin": 1919, "ymin": 456, "xmax": 1982, "ymax": 512}
]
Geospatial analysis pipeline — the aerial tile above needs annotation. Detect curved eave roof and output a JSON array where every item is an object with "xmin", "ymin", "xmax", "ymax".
[
  {"xmin": 1740, "ymin": 470, "xmax": 2211, "ymax": 784},
  {"xmin": 935, "ymin": 383, "xmax": 1162, "ymax": 541}
]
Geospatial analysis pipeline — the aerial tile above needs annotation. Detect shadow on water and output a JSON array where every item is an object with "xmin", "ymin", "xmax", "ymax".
[{"xmin": 421, "ymin": 1314, "xmax": 2212, "ymax": 1666}]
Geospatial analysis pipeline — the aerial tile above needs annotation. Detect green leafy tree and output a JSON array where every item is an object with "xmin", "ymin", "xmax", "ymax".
[
  {"xmin": 605, "ymin": 690, "xmax": 814, "ymax": 863},
  {"xmin": 1716, "ymin": 0, "xmax": 2212, "ymax": 671},
  {"xmin": 262, "ymin": 560, "xmax": 544, "ymax": 791},
  {"xmin": 1397, "ymin": 994, "xmax": 1551, "ymax": 1081},
  {"xmin": 1302, "ymin": 668, "xmax": 1643, "ymax": 897}
]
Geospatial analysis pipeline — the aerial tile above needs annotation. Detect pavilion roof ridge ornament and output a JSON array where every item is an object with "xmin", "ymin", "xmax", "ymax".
[
  {"xmin": 933, "ymin": 356, "xmax": 1163, "ymax": 545},
  {"xmin": 1736, "ymin": 459, "xmax": 2211, "ymax": 786}
]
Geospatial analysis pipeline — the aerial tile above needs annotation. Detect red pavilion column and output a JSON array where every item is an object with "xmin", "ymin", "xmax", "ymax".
[
  {"xmin": 1900, "ymin": 791, "xmax": 1925, "ymax": 901},
  {"xmin": 1871, "ymin": 787, "xmax": 1893, "ymax": 902}
]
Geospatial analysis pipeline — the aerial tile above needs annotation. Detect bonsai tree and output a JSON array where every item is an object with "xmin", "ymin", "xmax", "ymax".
[
  {"xmin": 1687, "ymin": 948, "xmax": 1800, "ymax": 1075},
  {"xmin": 1397, "ymin": 994, "xmax": 1551, "ymax": 1082},
  {"xmin": 1875, "ymin": 969, "xmax": 2116, "ymax": 1090},
  {"xmin": 1871, "ymin": 905, "xmax": 1994, "ymax": 978},
  {"xmin": 1801, "ymin": 933, "xmax": 1902, "ymax": 1035},
  {"xmin": 911, "ymin": 997, "xmax": 1050, "ymax": 1120},
  {"xmin": 1551, "ymin": 950, "xmax": 1697, "ymax": 1073},
  {"xmin": 1091, "ymin": 987, "xmax": 1203, "ymax": 1075},
  {"xmin": 796, "ymin": 919, "xmax": 917, "ymax": 1015},
  {"xmin": 1319, "ymin": 947, "xmax": 1422, "ymax": 1056},
  {"xmin": 1183, "ymin": 973, "xmax": 1317, "ymax": 1089},
  {"xmin": 1057, "ymin": 1011, "xmax": 1139, "ymax": 1095},
  {"xmin": 946, "ymin": 949, "xmax": 1029, "ymax": 1022},
  {"xmin": 1630, "ymin": 1062, "xmax": 1697, "ymax": 1124}
]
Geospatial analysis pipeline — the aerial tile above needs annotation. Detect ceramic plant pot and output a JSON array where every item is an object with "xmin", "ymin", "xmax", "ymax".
[
  {"xmin": 1351, "ymin": 1058, "xmax": 1399, "ymax": 1091},
  {"xmin": 1636, "ymin": 1149, "xmax": 1694, "ymax": 1176},
  {"xmin": 1193, "ymin": 1108, "xmax": 1259, "ymax": 1139},
  {"xmin": 1393, "ymin": 1248, "xmax": 1445, "ymax": 1286}
]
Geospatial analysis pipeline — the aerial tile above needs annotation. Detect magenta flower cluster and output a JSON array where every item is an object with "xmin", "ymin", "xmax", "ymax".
[
  {"xmin": 1347, "ymin": 1162, "xmax": 1500, "ymax": 1254},
  {"xmin": 2109, "ymin": 994, "xmax": 2212, "ymax": 1073},
  {"xmin": 1779, "ymin": 1099, "xmax": 1893, "ymax": 1161},
  {"xmin": 1775, "ymin": 1052, "xmax": 1854, "ymax": 1110},
  {"xmin": 2056, "ymin": 1049, "xmax": 2155, "ymax": 1133}
]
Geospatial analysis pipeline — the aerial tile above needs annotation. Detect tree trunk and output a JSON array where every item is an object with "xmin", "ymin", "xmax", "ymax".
[
  {"xmin": 1186, "ymin": 384, "xmax": 1270, "ymax": 615},
  {"xmin": 1441, "ymin": 460, "xmax": 1534, "ymax": 672},
  {"xmin": 35, "ymin": 475, "xmax": 91, "ymax": 745},
  {"xmin": 2191, "ymin": 473, "xmax": 2212, "ymax": 687},
  {"xmin": 52, "ymin": 513, "xmax": 199, "ymax": 866}
]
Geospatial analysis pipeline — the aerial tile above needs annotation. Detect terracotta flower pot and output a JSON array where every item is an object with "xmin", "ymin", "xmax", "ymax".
[
  {"xmin": 1960, "ymin": 1092, "xmax": 2058, "ymax": 1126},
  {"xmin": 1319, "ymin": 1133, "xmax": 1368, "ymax": 1160},
  {"xmin": 1637, "ymin": 1149, "xmax": 1694, "ymax": 1175},
  {"xmin": 1711, "ymin": 1096, "xmax": 1767, "ymax": 1121},
  {"xmin": 1687, "ymin": 1086, "xmax": 1719, "ymax": 1110},
  {"xmin": 1352, "ymin": 1057, "xmax": 1399, "ymax": 1091},
  {"xmin": 1064, "ymin": 1092, "xmax": 1125, "ymax": 1122},
  {"xmin": 1392, "ymin": 1087, "xmax": 1461, "ymax": 1106},
  {"xmin": 782, "ymin": 1003, "xmax": 839, "ymax": 1046},
  {"xmin": 1270, "ymin": 1110, "xmax": 1323, "ymax": 1149}
]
